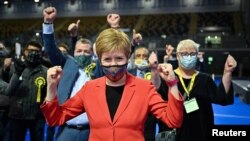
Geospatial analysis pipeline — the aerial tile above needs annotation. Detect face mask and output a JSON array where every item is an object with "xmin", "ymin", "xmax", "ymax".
[
  {"xmin": 102, "ymin": 64, "xmax": 127, "ymax": 82},
  {"xmin": 180, "ymin": 55, "xmax": 197, "ymax": 70},
  {"xmin": 134, "ymin": 59, "xmax": 149, "ymax": 71},
  {"xmin": 74, "ymin": 54, "xmax": 92, "ymax": 67},
  {"xmin": 25, "ymin": 51, "xmax": 42, "ymax": 66}
]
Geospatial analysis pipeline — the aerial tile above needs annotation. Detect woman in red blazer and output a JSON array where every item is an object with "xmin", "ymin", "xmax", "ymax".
[{"xmin": 41, "ymin": 28, "xmax": 184, "ymax": 141}]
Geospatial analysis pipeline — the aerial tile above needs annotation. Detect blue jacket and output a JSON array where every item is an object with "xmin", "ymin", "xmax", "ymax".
[{"xmin": 43, "ymin": 34, "xmax": 102, "ymax": 104}]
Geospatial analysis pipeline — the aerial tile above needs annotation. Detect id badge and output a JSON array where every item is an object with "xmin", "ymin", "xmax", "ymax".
[{"xmin": 184, "ymin": 98, "xmax": 199, "ymax": 114}]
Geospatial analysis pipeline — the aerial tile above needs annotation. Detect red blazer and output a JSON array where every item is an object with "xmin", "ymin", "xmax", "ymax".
[{"xmin": 41, "ymin": 73, "xmax": 183, "ymax": 141}]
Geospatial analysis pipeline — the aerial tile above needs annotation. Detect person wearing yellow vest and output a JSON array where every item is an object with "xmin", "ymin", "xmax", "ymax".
[{"xmin": 157, "ymin": 39, "xmax": 237, "ymax": 141}]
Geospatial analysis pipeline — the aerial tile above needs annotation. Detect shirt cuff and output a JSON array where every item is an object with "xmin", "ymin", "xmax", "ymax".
[{"xmin": 43, "ymin": 23, "xmax": 54, "ymax": 34}]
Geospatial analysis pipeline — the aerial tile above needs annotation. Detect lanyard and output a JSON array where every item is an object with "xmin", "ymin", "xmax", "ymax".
[{"xmin": 175, "ymin": 68, "xmax": 198, "ymax": 98}]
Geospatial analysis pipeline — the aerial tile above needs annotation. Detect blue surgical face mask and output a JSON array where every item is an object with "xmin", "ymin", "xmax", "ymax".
[
  {"xmin": 134, "ymin": 59, "xmax": 149, "ymax": 71},
  {"xmin": 180, "ymin": 55, "xmax": 197, "ymax": 70},
  {"xmin": 102, "ymin": 64, "xmax": 127, "ymax": 82},
  {"xmin": 74, "ymin": 54, "xmax": 92, "ymax": 67}
]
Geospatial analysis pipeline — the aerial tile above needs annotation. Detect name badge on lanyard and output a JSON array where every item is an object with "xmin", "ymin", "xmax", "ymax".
[
  {"xmin": 175, "ymin": 68, "xmax": 199, "ymax": 114},
  {"xmin": 184, "ymin": 97, "xmax": 199, "ymax": 113}
]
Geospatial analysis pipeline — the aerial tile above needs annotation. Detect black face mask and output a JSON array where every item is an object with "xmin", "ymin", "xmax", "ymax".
[{"xmin": 25, "ymin": 51, "xmax": 42, "ymax": 66}]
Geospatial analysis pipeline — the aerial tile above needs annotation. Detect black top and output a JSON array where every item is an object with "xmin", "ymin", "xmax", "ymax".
[
  {"xmin": 106, "ymin": 85, "xmax": 125, "ymax": 121},
  {"xmin": 157, "ymin": 72, "xmax": 234, "ymax": 141}
]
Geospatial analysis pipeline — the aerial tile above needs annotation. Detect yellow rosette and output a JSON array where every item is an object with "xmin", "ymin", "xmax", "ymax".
[
  {"xmin": 144, "ymin": 72, "xmax": 152, "ymax": 80},
  {"xmin": 35, "ymin": 76, "xmax": 46, "ymax": 103}
]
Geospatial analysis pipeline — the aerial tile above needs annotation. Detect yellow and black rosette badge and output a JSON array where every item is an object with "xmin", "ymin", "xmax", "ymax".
[
  {"xmin": 35, "ymin": 76, "xmax": 46, "ymax": 103},
  {"xmin": 144, "ymin": 72, "xmax": 152, "ymax": 80},
  {"xmin": 85, "ymin": 62, "xmax": 96, "ymax": 77}
]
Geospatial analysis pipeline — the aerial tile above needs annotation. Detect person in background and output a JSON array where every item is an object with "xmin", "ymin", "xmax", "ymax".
[
  {"xmin": 6, "ymin": 40, "xmax": 47, "ymax": 141},
  {"xmin": 0, "ymin": 77, "xmax": 8, "ymax": 141},
  {"xmin": 163, "ymin": 44, "xmax": 177, "ymax": 69},
  {"xmin": 196, "ymin": 51, "xmax": 205, "ymax": 72},
  {"xmin": 57, "ymin": 43, "xmax": 69, "ymax": 55},
  {"xmin": 128, "ymin": 47, "xmax": 150, "ymax": 78},
  {"xmin": 157, "ymin": 39, "xmax": 237, "ymax": 141},
  {"xmin": 42, "ymin": 7, "xmax": 103, "ymax": 141},
  {"xmin": 0, "ymin": 42, "xmax": 10, "ymax": 141},
  {"xmin": 0, "ymin": 42, "xmax": 13, "ymax": 83},
  {"xmin": 45, "ymin": 42, "xmax": 69, "ymax": 141},
  {"xmin": 164, "ymin": 44, "xmax": 205, "ymax": 72},
  {"xmin": 127, "ymin": 46, "xmax": 160, "ymax": 141},
  {"xmin": 0, "ymin": 82, "xmax": 8, "ymax": 141},
  {"xmin": 41, "ymin": 27, "xmax": 184, "ymax": 141}
]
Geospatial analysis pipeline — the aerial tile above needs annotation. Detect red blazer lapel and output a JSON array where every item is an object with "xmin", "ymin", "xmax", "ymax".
[
  {"xmin": 113, "ymin": 74, "xmax": 136, "ymax": 124},
  {"xmin": 96, "ymin": 77, "xmax": 113, "ymax": 125}
]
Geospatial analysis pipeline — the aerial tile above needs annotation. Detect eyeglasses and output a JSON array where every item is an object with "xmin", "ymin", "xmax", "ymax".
[{"xmin": 178, "ymin": 52, "xmax": 197, "ymax": 57}]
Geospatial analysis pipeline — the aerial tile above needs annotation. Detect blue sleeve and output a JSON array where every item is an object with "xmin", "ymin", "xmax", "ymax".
[{"xmin": 42, "ymin": 33, "xmax": 67, "ymax": 67}]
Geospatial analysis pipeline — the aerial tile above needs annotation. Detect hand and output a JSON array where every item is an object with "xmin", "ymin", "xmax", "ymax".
[
  {"xmin": 47, "ymin": 66, "xmax": 63, "ymax": 87},
  {"xmin": 68, "ymin": 20, "xmax": 80, "ymax": 37},
  {"xmin": 13, "ymin": 58, "xmax": 25, "ymax": 75},
  {"xmin": 107, "ymin": 13, "xmax": 120, "ymax": 28},
  {"xmin": 43, "ymin": 7, "xmax": 57, "ymax": 23},
  {"xmin": 148, "ymin": 52, "xmax": 158, "ymax": 69},
  {"xmin": 46, "ymin": 66, "xmax": 62, "ymax": 101},
  {"xmin": 132, "ymin": 29, "xmax": 142, "ymax": 46},
  {"xmin": 224, "ymin": 54, "xmax": 237, "ymax": 74},
  {"xmin": 158, "ymin": 63, "xmax": 176, "ymax": 82},
  {"xmin": 3, "ymin": 57, "xmax": 12, "ymax": 72},
  {"xmin": 197, "ymin": 52, "xmax": 204, "ymax": 62},
  {"xmin": 165, "ymin": 44, "xmax": 174, "ymax": 56}
]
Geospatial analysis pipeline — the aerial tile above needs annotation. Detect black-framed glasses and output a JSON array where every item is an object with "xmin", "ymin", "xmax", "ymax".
[{"xmin": 178, "ymin": 52, "xmax": 197, "ymax": 57}]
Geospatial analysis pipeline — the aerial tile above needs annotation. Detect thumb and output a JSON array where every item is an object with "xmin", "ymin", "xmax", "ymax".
[
  {"xmin": 76, "ymin": 19, "xmax": 80, "ymax": 27},
  {"xmin": 133, "ymin": 29, "xmax": 136, "ymax": 35}
]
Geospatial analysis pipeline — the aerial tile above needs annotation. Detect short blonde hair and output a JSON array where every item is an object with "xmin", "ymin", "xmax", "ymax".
[
  {"xmin": 176, "ymin": 39, "xmax": 199, "ymax": 52},
  {"xmin": 95, "ymin": 28, "xmax": 131, "ymax": 59}
]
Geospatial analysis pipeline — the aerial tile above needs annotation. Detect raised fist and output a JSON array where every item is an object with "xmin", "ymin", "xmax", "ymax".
[
  {"xmin": 158, "ymin": 63, "xmax": 176, "ymax": 82},
  {"xmin": 43, "ymin": 7, "xmax": 57, "ymax": 23},
  {"xmin": 132, "ymin": 29, "xmax": 142, "ymax": 46},
  {"xmin": 166, "ymin": 44, "xmax": 174, "ymax": 56},
  {"xmin": 107, "ymin": 13, "xmax": 120, "ymax": 28},
  {"xmin": 224, "ymin": 54, "xmax": 237, "ymax": 74}
]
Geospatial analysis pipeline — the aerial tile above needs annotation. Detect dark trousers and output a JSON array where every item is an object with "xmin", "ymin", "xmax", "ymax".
[
  {"xmin": 0, "ymin": 111, "xmax": 9, "ymax": 141},
  {"xmin": 9, "ymin": 118, "xmax": 45, "ymax": 141},
  {"xmin": 45, "ymin": 126, "xmax": 56, "ymax": 141},
  {"xmin": 56, "ymin": 125, "xmax": 90, "ymax": 141}
]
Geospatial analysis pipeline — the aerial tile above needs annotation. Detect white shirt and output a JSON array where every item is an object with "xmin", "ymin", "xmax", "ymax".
[{"xmin": 65, "ymin": 68, "xmax": 91, "ymax": 125}]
